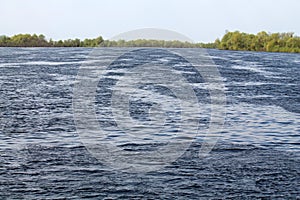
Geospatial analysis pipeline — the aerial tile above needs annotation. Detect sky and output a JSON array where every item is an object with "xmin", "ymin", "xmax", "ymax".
[{"xmin": 1, "ymin": 0, "xmax": 300, "ymax": 42}]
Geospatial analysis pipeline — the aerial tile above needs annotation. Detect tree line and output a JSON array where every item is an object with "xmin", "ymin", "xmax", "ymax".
[
  {"xmin": 1, "ymin": 32, "xmax": 300, "ymax": 53},
  {"xmin": 99, "ymin": 39, "xmax": 207, "ymax": 48},
  {"xmin": 0, "ymin": 34, "xmax": 104, "ymax": 47},
  {"xmin": 0, "ymin": 33, "xmax": 210, "ymax": 48},
  {"xmin": 216, "ymin": 31, "xmax": 300, "ymax": 53}
]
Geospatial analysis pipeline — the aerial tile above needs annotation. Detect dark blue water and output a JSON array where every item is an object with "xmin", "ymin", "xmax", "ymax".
[{"xmin": 0, "ymin": 48, "xmax": 299, "ymax": 199}]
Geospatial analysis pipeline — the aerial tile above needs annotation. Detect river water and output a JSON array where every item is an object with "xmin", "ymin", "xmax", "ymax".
[{"xmin": 0, "ymin": 48, "xmax": 299, "ymax": 199}]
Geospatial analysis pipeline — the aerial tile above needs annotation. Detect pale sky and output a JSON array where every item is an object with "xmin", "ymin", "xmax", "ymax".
[{"xmin": 1, "ymin": 0, "xmax": 299, "ymax": 42}]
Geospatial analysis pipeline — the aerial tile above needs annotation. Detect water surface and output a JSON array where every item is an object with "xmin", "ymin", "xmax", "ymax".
[{"xmin": 0, "ymin": 48, "xmax": 299, "ymax": 199}]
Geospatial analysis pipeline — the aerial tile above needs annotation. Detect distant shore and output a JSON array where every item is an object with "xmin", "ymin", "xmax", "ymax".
[{"xmin": 1, "ymin": 31, "xmax": 300, "ymax": 53}]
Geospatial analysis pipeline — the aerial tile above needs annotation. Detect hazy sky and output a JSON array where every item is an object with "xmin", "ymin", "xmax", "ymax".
[{"xmin": 1, "ymin": 0, "xmax": 300, "ymax": 42}]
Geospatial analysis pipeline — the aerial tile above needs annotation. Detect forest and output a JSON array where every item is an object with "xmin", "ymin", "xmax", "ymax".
[{"xmin": 1, "ymin": 31, "xmax": 300, "ymax": 53}]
